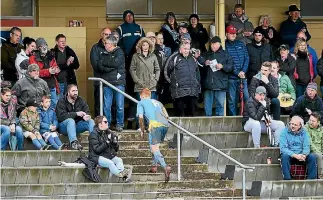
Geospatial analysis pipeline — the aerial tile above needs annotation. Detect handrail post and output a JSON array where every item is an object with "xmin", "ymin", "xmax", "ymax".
[
  {"xmin": 177, "ymin": 120, "xmax": 181, "ymax": 181},
  {"xmin": 99, "ymin": 81, "xmax": 103, "ymax": 116},
  {"xmin": 242, "ymin": 168, "xmax": 246, "ymax": 200}
]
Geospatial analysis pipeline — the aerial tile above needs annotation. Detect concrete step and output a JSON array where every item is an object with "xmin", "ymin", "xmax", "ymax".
[
  {"xmin": 131, "ymin": 172, "xmax": 221, "ymax": 182},
  {"xmin": 156, "ymin": 188, "xmax": 243, "ymax": 198},
  {"xmin": 81, "ymin": 140, "xmax": 169, "ymax": 150},
  {"xmin": 248, "ymin": 180, "xmax": 323, "ymax": 199},
  {"xmin": 1, "ymin": 164, "xmax": 208, "ymax": 184}
]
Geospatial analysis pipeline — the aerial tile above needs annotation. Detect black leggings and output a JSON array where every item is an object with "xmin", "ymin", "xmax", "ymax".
[{"xmin": 173, "ymin": 96, "xmax": 198, "ymax": 117}]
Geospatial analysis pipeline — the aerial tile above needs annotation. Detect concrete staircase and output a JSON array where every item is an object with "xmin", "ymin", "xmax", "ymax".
[{"xmin": 1, "ymin": 116, "xmax": 322, "ymax": 199}]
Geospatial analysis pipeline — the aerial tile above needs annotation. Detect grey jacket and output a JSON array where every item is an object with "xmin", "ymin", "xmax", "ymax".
[
  {"xmin": 130, "ymin": 37, "xmax": 160, "ymax": 92},
  {"xmin": 228, "ymin": 13, "xmax": 254, "ymax": 45}
]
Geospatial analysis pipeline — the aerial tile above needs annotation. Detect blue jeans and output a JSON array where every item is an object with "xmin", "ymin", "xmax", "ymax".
[
  {"xmin": 0, "ymin": 125, "xmax": 24, "ymax": 150},
  {"xmin": 98, "ymin": 156, "xmax": 124, "ymax": 176},
  {"xmin": 204, "ymin": 90, "xmax": 226, "ymax": 116},
  {"xmin": 58, "ymin": 118, "xmax": 95, "ymax": 143},
  {"xmin": 103, "ymin": 85, "xmax": 125, "ymax": 128},
  {"xmin": 296, "ymin": 84, "xmax": 307, "ymax": 98},
  {"xmin": 50, "ymin": 88, "xmax": 58, "ymax": 110},
  {"xmin": 227, "ymin": 79, "xmax": 249, "ymax": 116},
  {"xmin": 281, "ymin": 153, "xmax": 317, "ymax": 180},
  {"xmin": 58, "ymin": 82, "xmax": 66, "ymax": 99}
]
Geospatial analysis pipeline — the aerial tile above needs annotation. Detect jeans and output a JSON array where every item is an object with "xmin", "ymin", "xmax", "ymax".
[
  {"xmin": 244, "ymin": 119, "xmax": 285, "ymax": 147},
  {"xmin": 58, "ymin": 118, "xmax": 95, "ymax": 143},
  {"xmin": 104, "ymin": 85, "xmax": 125, "ymax": 128},
  {"xmin": 50, "ymin": 88, "xmax": 58, "ymax": 110},
  {"xmin": 98, "ymin": 156, "xmax": 124, "ymax": 176},
  {"xmin": 227, "ymin": 79, "xmax": 249, "ymax": 116},
  {"xmin": 281, "ymin": 153, "xmax": 317, "ymax": 180},
  {"xmin": 270, "ymin": 98, "xmax": 281, "ymax": 120},
  {"xmin": 204, "ymin": 90, "xmax": 226, "ymax": 116},
  {"xmin": 0, "ymin": 125, "xmax": 24, "ymax": 150},
  {"xmin": 296, "ymin": 84, "xmax": 307, "ymax": 98},
  {"xmin": 58, "ymin": 82, "xmax": 66, "ymax": 99}
]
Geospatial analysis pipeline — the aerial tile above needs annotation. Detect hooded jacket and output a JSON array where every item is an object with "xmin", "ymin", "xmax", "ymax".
[
  {"xmin": 242, "ymin": 95, "xmax": 271, "ymax": 126},
  {"xmin": 130, "ymin": 38, "xmax": 160, "ymax": 92},
  {"xmin": 1, "ymin": 39, "xmax": 23, "ymax": 84},
  {"xmin": 90, "ymin": 39, "xmax": 106, "ymax": 86},
  {"xmin": 97, "ymin": 46, "xmax": 126, "ymax": 86},
  {"xmin": 187, "ymin": 23, "xmax": 209, "ymax": 53},
  {"xmin": 19, "ymin": 107, "xmax": 40, "ymax": 133},
  {"xmin": 291, "ymin": 94, "xmax": 323, "ymax": 123},
  {"xmin": 277, "ymin": 54, "xmax": 296, "ymax": 88},
  {"xmin": 11, "ymin": 73, "xmax": 50, "ymax": 110},
  {"xmin": 280, "ymin": 127, "xmax": 310, "ymax": 157},
  {"xmin": 280, "ymin": 17, "xmax": 311, "ymax": 47},
  {"xmin": 278, "ymin": 72, "xmax": 296, "ymax": 100},
  {"xmin": 249, "ymin": 73, "xmax": 279, "ymax": 98},
  {"xmin": 305, "ymin": 123, "xmax": 323, "ymax": 154},
  {"xmin": 0, "ymin": 96, "xmax": 18, "ymax": 126},
  {"xmin": 37, "ymin": 107, "xmax": 58, "ymax": 134},
  {"xmin": 228, "ymin": 13, "xmax": 254, "ymax": 45},
  {"xmin": 88, "ymin": 127, "xmax": 119, "ymax": 163}
]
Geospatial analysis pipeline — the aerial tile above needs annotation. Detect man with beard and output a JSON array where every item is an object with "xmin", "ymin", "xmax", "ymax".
[
  {"xmin": 12, "ymin": 64, "xmax": 50, "ymax": 116},
  {"xmin": 56, "ymin": 84, "xmax": 94, "ymax": 150}
]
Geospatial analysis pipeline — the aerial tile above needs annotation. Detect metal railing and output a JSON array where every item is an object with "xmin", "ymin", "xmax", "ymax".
[{"xmin": 88, "ymin": 77, "xmax": 254, "ymax": 199}]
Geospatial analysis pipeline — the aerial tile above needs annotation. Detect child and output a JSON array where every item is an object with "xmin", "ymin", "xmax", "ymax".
[
  {"xmin": 19, "ymin": 99, "xmax": 50, "ymax": 150},
  {"xmin": 38, "ymin": 96, "xmax": 65, "ymax": 150}
]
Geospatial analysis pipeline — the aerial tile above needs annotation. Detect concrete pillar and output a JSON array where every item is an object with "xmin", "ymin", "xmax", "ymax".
[{"xmin": 218, "ymin": 0, "xmax": 225, "ymax": 49}]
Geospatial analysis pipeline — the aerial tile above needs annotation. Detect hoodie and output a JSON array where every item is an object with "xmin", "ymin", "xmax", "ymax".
[
  {"xmin": 305, "ymin": 123, "xmax": 323, "ymax": 154},
  {"xmin": 280, "ymin": 127, "xmax": 310, "ymax": 157}
]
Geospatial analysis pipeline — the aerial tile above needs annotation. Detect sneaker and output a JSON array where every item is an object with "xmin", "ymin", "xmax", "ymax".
[
  {"xmin": 118, "ymin": 168, "xmax": 130, "ymax": 178},
  {"xmin": 71, "ymin": 140, "xmax": 83, "ymax": 151},
  {"xmin": 116, "ymin": 127, "xmax": 123, "ymax": 132},
  {"xmin": 164, "ymin": 165, "xmax": 171, "ymax": 183},
  {"xmin": 41, "ymin": 144, "xmax": 51, "ymax": 150},
  {"xmin": 58, "ymin": 143, "xmax": 68, "ymax": 150},
  {"xmin": 148, "ymin": 166, "xmax": 157, "ymax": 173}
]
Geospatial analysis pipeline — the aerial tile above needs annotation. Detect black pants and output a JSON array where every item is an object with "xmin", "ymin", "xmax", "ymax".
[{"xmin": 173, "ymin": 96, "xmax": 198, "ymax": 117}]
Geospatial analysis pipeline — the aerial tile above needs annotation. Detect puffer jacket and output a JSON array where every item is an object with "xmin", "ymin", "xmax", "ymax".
[
  {"xmin": 90, "ymin": 39, "xmax": 106, "ymax": 86},
  {"xmin": 228, "ymin": 13, "xmax": 254, "ymax": 45},
  {"xmin": 291, "ymin": 94, "xmax": 323, "ymax": 124},
  {"xmin": 199, "ymin": 47, "xmax": 233, "ymax": 90},
  {"xmin": 187, "ymin": 23, "xmax": 209, "ymax": 53},
  {"xmin": 11, "ymin": 74, "xmax": 50, "ymax": 109},
  {"xmin": 88, "ymin": 127, "xmax": 119, "ymax": 163},
  {"xmin": 276, "ymin": 54, "xmax": 296, "ymax": 88},
  {"xmin": 317, "ymin": 57, "xmax": 323, "ymax": 86},
  {"xmin": 242, "ymin": 95, "xmax": 270, "ymax": 126},
  {"xmin": 97, "ymin": 46, "xmax": 126, "ymax": 86},
  {"xmin": 280, "ymin": 127, "xmax": 310, "ymax": 156},
  {"xmin": 249, "ymin": 73, "xmax": 279, "ymax": 98},
  {"xmin": 305, "ymin": 123, "xmax": 323, "ymax": 154},
  {"xmin": 225, "ymin": 39, "xmax": 249, "ymax": 80},
  {"xmin": 130, "ymin": 37, "xmax": 160, "ymax": 92},
  {"xmin": 19, "ymin": 107, "xmax": 40, "ymax": 133},
  {"xmin": 278, "ymin": 72, "xmax": 296, "ymax": 100},
  {"xmin": 0, "ymin": 96, "xmax": 18, "ymax": 126},
  {"xmin": 37, "ymin": 107, "xmax": 58, "ymax": 134},
  {"xmin": 166, "ymin": 52, "xmax": 201, "ymax": 99}
]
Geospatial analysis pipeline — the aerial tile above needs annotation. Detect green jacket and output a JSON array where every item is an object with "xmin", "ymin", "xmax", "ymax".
[
  {"xmin": 279, "ymin": 72, "xmax": 296, "ymax": 100},
  {"xmin": 305, "ymin": 123, "xmax": 323, "ymax": 154}
]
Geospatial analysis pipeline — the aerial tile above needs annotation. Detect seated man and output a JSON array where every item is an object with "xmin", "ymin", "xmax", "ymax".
[
  {"xmin": 249, "ymin": 61, "xmax": 280, "ymax": 120},
  {"xmin": 280, "ymin": 116, "xmax": 317, "ymax": 180},
  {"xmin": 88, "ymin": 116, "xmax": 129, "ymax": 178},
  {"xmin": 56, "ymin": 84, "xmax": 94, "ymax": 150},
  {"xmin": 304, "ymin": 112, "xmax": 323, "ymax": 178},
  {"xmin": 290, "ymin": 82, "xmax": 323, "ymax": 124},
  {"xmin": 243, "ymin": 86, "xmax": 285, "ymax": 148}
]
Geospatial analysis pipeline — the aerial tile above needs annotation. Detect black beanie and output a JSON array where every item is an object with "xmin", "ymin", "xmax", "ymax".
[
  {"xmin": 189, "ymin": 14, "xmax": 199, "ymax": 21},
  {"xmin": 123, "ymin": 10, "xmax": 135, "ymax": 21},
  {"xmin": 166, "ymin": 12, "xmax": 176, "ymax": 20}
]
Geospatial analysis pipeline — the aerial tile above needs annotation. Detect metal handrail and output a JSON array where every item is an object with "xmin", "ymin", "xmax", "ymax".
[{"xmin": 88, "ymin": 77, "xmax": 254, "ymax": 199}]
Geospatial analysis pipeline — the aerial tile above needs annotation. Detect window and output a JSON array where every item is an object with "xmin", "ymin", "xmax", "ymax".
[
  {"xmin": 106, "ymin": 0, "xmax": 239, "ymax": 19},
  {"xmin": 1, "ymin": 0, "xmax": 34, "ymax": 17},
  {"xmin": 300, "ymin": 0, "xmax": 323, "ymax": 19}
]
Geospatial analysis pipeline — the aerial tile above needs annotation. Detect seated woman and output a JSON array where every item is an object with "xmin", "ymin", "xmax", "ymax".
[
  {"xmin": 270, "ymin": 61, "xmax": 296, "ymax": 112},
  {"xmin": 88, "ymin": 116, "xmax": 129, "ymax": 178}
]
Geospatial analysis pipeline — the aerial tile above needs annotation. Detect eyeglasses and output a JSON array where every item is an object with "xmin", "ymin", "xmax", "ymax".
[
  {"xmin": 103, "ymin": 33, "xmax": 111, "ymax": 36},
  {"xmin": 102, "ymin": 121, "xmax": 108, "ymax": 124}
]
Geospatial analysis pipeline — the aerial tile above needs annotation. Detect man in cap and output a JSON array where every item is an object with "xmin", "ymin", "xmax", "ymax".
[
  {"xmin": 198, "ymin": 36, "xmax": 233, "ymax": 116},
  {"xmin": 187, "ymin": 14, "xmax": 209, "ymax": 53},
  {"xmin": 291, "ymin": 82, "xmax": 323, "ymax": 124},
  {"xmin": 242, "ymin": 86, "xmax": 285, "ymax": 148},
  {"xmin": 280, "ymin": 5, "xmax": 311, "ymax": 47},
  {"xmin": 12, "ymin": 64, "xmax": 50, "ymax": 116},
  {"xmin": 225, "ymin": 25, "xmax": 249, "ymax": 116},
  {"xmin": 246, "ymin": 27, "xmax": 273, "ymax": 82}
]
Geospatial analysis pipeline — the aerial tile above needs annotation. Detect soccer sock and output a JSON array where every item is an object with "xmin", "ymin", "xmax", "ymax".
[
  {"xmin": 38, "ymin": 138, "xmax": 47, "ymax": 147},
  {"xmin": 153, "ymin": 150, "xmax": 167, "ymax": 168},
  {"xmin": 32, "ymin": 139, "xmax": 42, "ymax": 150}
]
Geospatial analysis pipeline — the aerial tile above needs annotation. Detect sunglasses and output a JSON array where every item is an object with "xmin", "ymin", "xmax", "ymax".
[{"xmin": 102, "ymin": 121, "xmax": 108, "ymax": 124}]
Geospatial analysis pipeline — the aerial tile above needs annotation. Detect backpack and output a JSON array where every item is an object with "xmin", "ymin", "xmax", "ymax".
[{"xmin": 76, "ymin": 155, "xmax": 102, "ymax": 183}]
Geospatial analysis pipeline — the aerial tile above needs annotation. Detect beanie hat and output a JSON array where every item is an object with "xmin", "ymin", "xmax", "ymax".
[
  {"xmin": 256, "ymin": 86, "xmax": 267, "ymax": 95},
  {"xmin": 178, "ymin": 22, "xmax": 188, "ymax": 29},
  {"xmin": 123, "ymin": 9, "xmax": 135, "ymax": 21},
  {"xmin": 26, "ymin": 99, "xmax": 39, "ymax": 108},
  {"xmin": 189, "ymin": 14, "xmax": 199, "ymax": 21},
  {"xmin": 307, "ymin": 82, "xmax": 318, "ymax": 91},
  {"xmin": 210, "ymin": 36, "xmax": 221, "ymax": 44},
  {"xmin": 253, "ymin": 26, "xmax": 264, "ymax": 35},
  {"xmin": 27, "ymin": 64, "xmax": 40, "ymax": 73},
  {"xmin": 35, "ymin": 38, "xmax": 48, "ymax": 48}
]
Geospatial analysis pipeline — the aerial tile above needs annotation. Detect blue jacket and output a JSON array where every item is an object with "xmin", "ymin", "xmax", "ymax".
[
  {"xmin": 225, "ymin": 40, "xmax": 249, "ymax": 79},
  {"xmin": 290, "ymin": 45, "xmax": 318, "ymax": 77},
  {"xmin": 117, "ymin": 22, "xmax": 145, "ymax": 56},
  {"xmin": 280, "ymin": 127, "xmax": 310, "ymax": 157},
  {"xmin": 280, "ymin": 17, "xmax": 311, "ymax": 47},
  {"xmin": 37, "ymin": 107, "xmax": 58, "ymax": 134}
]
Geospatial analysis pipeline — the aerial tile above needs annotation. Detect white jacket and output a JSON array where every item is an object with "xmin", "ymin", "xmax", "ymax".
[{"xmin": 15, "ymin": 50, "xmax": 29, "ymax": 79}]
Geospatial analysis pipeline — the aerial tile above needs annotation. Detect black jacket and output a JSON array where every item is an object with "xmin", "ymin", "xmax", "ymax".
[
  {"xmin": 249, "ymin": 74, "xmax": 279, "ymax": 98},
  {"xmin": 52, "ymin": 46, "xmax": 80, "ymax": 83},
  {"xmin": 246, "ymin": 41, "xmax": 273, "ymax": 80},
  {"xmin": 187, "ymin": 23, "xmax": 209, "ymax": 53},
  {"xmin": 277, "ymin": 54, "xmax": 296, "ymax": 88},
  {"xmin": 1, "ymin": 39, "xmax": 23, "ymax": 84},
  {"xmin": 97, "ymin": 47, "xmax": 126, "ymax": 86},
  {"xmin": 242, "ymin": 96, "xmax": 271, "ymax": 125},
  {"xmin": 199, "ymin": 47, "xmax": 233, "ymax": 90},
  {"xmin": 90, "ymin": 39, "xmax": 106, "ymax": 86},
  {"xmin": 56, "ymin": 95, "xmax": 90, "ymax": 123},
  {"xmin": 317, "ymin": 58, "xmax": 323, "ymax": 86},
  {"xmin": 88, "ymin": 127, "xmax": 119, "ymax": 163},
  {"xmin": 291, "ymin": 94, "xmax": 323, "ymax": 123},
  {"xmin": 160, "ymin": 24, "xmax": 179, "ymax": 53}
]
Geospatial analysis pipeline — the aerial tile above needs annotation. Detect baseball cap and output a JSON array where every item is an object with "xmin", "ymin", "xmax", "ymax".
[
  {"xmin": 278, "ymin": 44, "xmax": 290, "ymax": 51},
  {"xmin": 178, "ymin": 22, "xmax": 188, "ymax": 29},
  {"xmin": 226, "ymin": 25, "xmax": 237, "ymax": 34},
  {"xmin": 256, "ymin": 86, "xmax": 267, "ymax": 95}
]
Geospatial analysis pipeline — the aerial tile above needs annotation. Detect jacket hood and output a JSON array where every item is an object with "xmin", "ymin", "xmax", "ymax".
[
  {"xmin": 287, "ymin": 126, "xmax": 306, "ymax": 136},
  {"xmin": 229, "ymin": 13, "xmax": 249, "ymax": 22},
  {"xmin": 305, "ymin": 122, "xmax": 322, "ymax": 131},
  {"xmin": 98, "ymin": 38, "xmax": 105, "ymax": 48},
  {"xmin": 136, "ymin": 37, "xmax": 155, "ymax": 55}
]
